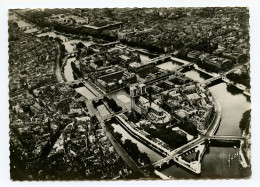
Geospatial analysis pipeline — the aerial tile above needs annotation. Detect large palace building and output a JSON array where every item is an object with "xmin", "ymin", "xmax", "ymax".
[{"xmin": 130, "ymin": 83, "xmax": 171, "ymax": 124}]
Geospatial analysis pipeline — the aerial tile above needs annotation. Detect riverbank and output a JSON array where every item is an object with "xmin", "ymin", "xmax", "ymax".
[
  {"xmin": 99, "ymin": 121, "xmax": 146, "ymax": 178},
  {"xmin": 205, "ymin": 93, "xmax": 222, "ymax": 136},
  {"xmin": 54, "ymin": 43, "xmax": 65, "ymax": 83}
]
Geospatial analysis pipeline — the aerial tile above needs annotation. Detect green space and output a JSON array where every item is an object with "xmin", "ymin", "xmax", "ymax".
[
  {"xmin": 143, "ymin": 123, "xmax": 188, "ymax": 150},
  {"xmin": 103, "ymin": 96, "xmax": 122, "ymax": 113},
  {"xmin": 226, "ymin": 72, "xmax": 250, "ymax": 89},
  {"xmin": 105, "ymin": 118, "xmax": 151, "ymax": 166}
]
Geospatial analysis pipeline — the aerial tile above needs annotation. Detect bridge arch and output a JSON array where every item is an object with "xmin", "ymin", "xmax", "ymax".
[
  {"xmin": 163, "ymin": 58, "xmax": 169, "ymax": 62},
  {"xmin": 157, "ymin": 60, "xmax": 163, "ymax": 64}
]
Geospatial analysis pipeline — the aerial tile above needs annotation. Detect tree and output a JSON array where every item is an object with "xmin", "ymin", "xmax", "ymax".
[
  {"xmin": 105, "ymin": 97, "xmax": 122, "ymax": 112},
  {"xmin": 12, "ymin": 22, "xmax": 18, "ymax": 27},
  {"xmin": 137, "ymin": 52, "xmax": 141, "ymax": 63},
  {"xmin": 76, "ymin": 42, "xmax": 85, "ymax": 49},
  {"xmin": 127, "ymin": 112, "xmax": 136, "ymax": 123},
  {"xmin": 177, "ymin": 48, "xmax": 189, "ymax": 59},
  {"xmin": 60, "ymin": 44, "xmax": 66, "ymax": 55},
  {"xmin": 90, "ymin": 115, "xmax": 98, "ymax": 126},
  {"xmin": 238, "ymin": 54, "xmax": 249, "ymax": 64},
  {"xmin": 114, "ymin": 132, "xmax": 123, "ymax": 141},
  {"xmin": 239, "ymin": 109, "xmax": 251, "ymax": 135},
  {"xmin": 146, "ymin": 87, "xmax": 154, "ymax": 108},
  {"xmin": 54, "ymin": 37, "xmax": 62, "ymax": 43}
]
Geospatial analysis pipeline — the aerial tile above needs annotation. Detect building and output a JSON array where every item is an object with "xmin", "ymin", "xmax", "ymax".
[
  {"xmin": 206, "ymin": 57, "xmax": 232, "ymax": 71},
  {"xmin": 130, "ymin": 84, "xmax": 170, "ymax": 124},
  {"xmin": 128, "ymin": 61, "xmax": 154, "ymax": 73},
  {"xmin": 82, "ymin": 22, "xmax": 123, "ymax": 33}
]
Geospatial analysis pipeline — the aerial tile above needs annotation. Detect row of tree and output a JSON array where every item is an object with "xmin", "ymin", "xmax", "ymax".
[
  {"xmin": 105, "ymin": 118, "xmax": 151, "ymax": 166},
  {"xmin": 103, "ymin": 96, "xmax": 122, "ymax": 112},
  {"xmin": 144, "ymin": 123, "xmax": 188, "ymax": 149},
  {"xmin": 226, "ymin": 71, "xmax": 250, "ymax": 89}
]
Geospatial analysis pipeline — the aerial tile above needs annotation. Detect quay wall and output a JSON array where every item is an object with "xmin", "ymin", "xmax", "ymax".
[{"xmin": 115, "ymin": 116, "xmax": 170, "ymax": 157}]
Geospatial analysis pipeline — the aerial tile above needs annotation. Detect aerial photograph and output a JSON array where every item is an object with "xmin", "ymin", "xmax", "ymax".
[{"xmin": 8, "ymin": 7, "xmax": 251, "ymax": 180}]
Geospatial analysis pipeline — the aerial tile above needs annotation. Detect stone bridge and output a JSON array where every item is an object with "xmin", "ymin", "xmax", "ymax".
[
  {"xmin": 207, "ymin": 135, "xmax": 245, "ymax": 142},
  {"xmin": 201, "ymin": 76, "xmax": 222, "ymax": 87},
  {"xmin": 150, "ymin": 55, "xmax": 171, "ymax": 64}
]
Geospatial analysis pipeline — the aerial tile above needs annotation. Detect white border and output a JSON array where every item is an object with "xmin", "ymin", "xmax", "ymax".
[{"xmin": 1, "ymin": 0, "xmax": 260, "ymax": 187}]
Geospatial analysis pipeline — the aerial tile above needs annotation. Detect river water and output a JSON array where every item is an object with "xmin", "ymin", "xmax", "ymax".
[
  {"xmin": 63, "ymin": 39, "xmax": 93, "ymax": 53},
  {"xmin": 16, "ymin": 20, "xmax": 31, "ymax": 28},
  {"xmin": 156, "ymin": 61, "xmax": 180, "ymax": 71},
  {"xmin": 75, "ymin": 87, "xmax": 96, "ymax": 100},
  {"xmin": 209, "ymin": 83, "xmax": 250, "ymax": 136},
  {"xmin": 64, "ymin": 57, "xmax": 75, "ymax": 82},
  {"xmin": 133, "ymin": 52, "xmax": 151, "ymax": 63},
  {"xmin": 184, "ymin": 69, "xmax": 211, "ymax": 83}
]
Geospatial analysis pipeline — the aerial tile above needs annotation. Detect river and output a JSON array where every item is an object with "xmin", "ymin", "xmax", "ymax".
[
  {"xmin": 156, "ymin": 61, "xmax": 180, "ymax": 71},
  {"xmin": 63, "ymin": 39, "xmax": 93, "ymax": 53},
  {"xmin": 209, "ymin": 83, "xmax": 250, "ymax": 136},
  {"xmin": 133, "ymin": 52, "xmax": 151, "ymax": 63},
  {"xmin": 184, "ymin": 69, "xmax": 211, "ymax": 83},
  {"xmin": 64, "ymin": 57, "xmax": 75, "ymax": 82},
  {"xmin": 43, "ymin": 28, "xmax": 250, "ymax": 178},
  {"xmin": 16, "ymin": 20, "xmax": 31, "ymax": 28}
]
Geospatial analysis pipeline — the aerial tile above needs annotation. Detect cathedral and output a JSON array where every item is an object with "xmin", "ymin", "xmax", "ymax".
[{"xmin": 130, "ymin": 83, "xmax": 171, "ymax": 124}]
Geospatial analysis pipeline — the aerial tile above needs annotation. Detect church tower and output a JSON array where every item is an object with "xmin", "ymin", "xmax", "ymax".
[
  {"xmin": 137, "ymin": 52, "xmax": 141, "ymax": 63},
  {"xmin": 130, "ymin": 83, "xmax": 147, "ymax": 112}
]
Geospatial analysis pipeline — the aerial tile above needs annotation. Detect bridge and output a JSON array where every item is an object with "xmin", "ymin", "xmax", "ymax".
[
  {"xmin": 97, "ymin": 41, "xmax": 120, "ymax": 47},
  {"xmin": 201, "ymin": 76, "xmax": 222, "ymax": 87},
  {"xmin": 101, "ymin": 109, "xmax": 128, "ymax": 121},
  {"xmin": 67, "ymin": 51, "xmax": 78, "ymax": 57},
  {"xmin": 143, "ymin": 63, "xmax": 193, "ymax": 85},
  {"xmin": 66, "ymin": 78, "xmax": 84, "ymax": 84},
  {"xmin": 144, "ymin": 72, "xmax": 174, "ymax": 85},
  {"xmin": 150, "ymin": 55, "xmax": 171, "ymax": 65},
  {"xmin": 66, "ymin": 79, "xmax": 85, "ymax": 87},
  {"xmin": 201, "ymin": 74, "xmax": 249, "ymax": 95},
  {"xmin": 144, "ymin": 61, "xmax": 194, "ymax": 85},
  {"xmin": 176, "ymin": 63, "xmax": 194, "ymax": 72},
  {"xmin": 207, "ymin": 135, "xmax": 245, "ymax": 141},
  {"xmin": 152, "ymin": 138, "xmax": 205, "ymax": 169}
]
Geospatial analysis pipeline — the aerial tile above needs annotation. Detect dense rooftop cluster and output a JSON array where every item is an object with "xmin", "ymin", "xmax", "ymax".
[
  {"xmin": 150, "ymin": 72, "xmax": 215, "ymax": 131},
  {"xmin": 9, "ymin": 17, "xmax": 133, "ymax": 180},
  {"xmin": 39, "ymin": 118, "xmax": 134, "ymax": 180},
  {"xmin": 16, "ymin": 7, "xmax": 249, "ymax": 74},
  {"xmin": 121, "ymin": 72, "xmax": 215, "ymax": 151},
  {"xmin": 115, "ymin": 8, "xmax": 250, "ymax": 72},
  {"xmin": 9, "ymin": 23, "xmax": 57, "ymax": 96}
]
